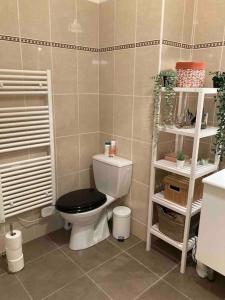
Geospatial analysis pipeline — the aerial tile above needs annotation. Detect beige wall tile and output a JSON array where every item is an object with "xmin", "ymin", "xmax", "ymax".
[
  {"xmin": 134, "ymin": 46, "xmax": 159, "ymax": 96},
  {"xmin": 0, "ymin": 150, "xmax": 29, "ymax": 165},
  {"xmin": 99, "ymin": 95, "xmax": 113, "ymax": 134},
  {"xmin": 56, "ymin": 135, "xmax": 79, "ymax": 176},
  {"xmin": 18, "ymin": 0, "xmax": 50, "ymax": 40},
  {"xmin": 130, "ymin": 180, "xmax": 149, "ymax": 225},
  {"xmin": 114, "ymin": 49, "xmax": 135, "ymax": 95},
  {"xmin": 114, "ymin": 95, "xmax": 133, "ymax": 138},
  {"xmin": 0, "ymin": 41, "xmax": 22, "ymax": 69},
  {"xmin": 114, "ymin": 136, "xmax": 132, "ymax": 160},
  {"xmin": 133, "ymin": 97, "xmax": 153, "ymax": 143},
  {"xmin": 192, "ymin": 48, "xmax": 222, "ymax": 87},
  {"xmin": 182, "ymin": 0, "xmax": 195, "ymax": 44},
  {"xmin": 115, "ymin": 0, "xmax": 136, "ymax": 45},
  {"xmin": 161, "ymin": 45, "xmax": 181, "ymax": 71},
  {"xmin": 80, "ymin": 133, "xmax": 99, "ymax": 170},
  {"xmin": 0, "ymin": 0, "xmax": 19, "ymax": 36},
  {"xmin": 99, "ymin": 52, "xmax": 114, "ymax": 94},
  {"xmin": 194, "ymin": 0, "xmax": 225, "ymax": 43},
  {"xmin": 54, "ymin": 94, "xmax": 78, "ymax": 137},
  {"xmin": 77, "ymin": 0, "xmax": 99, "ymax": 48},
  {"xmin": 79, "ymin": 94, "xmax": 99, "ymax": 133},
  {"xmin": 50, "ymin": 0, "xmax": 76, "ymax": 44},
  {"xmin": 163, "ymin": 0, "xmax": 185, "ymax": 42},
  {"xmin": 52, "ymin": 47, "xmax": 77, "ymax": 94},
  {"xmin": 131, "ymin": 218, "xmax": 146, "ymax": 241},
  {"xmin": 79, "ymin": 168, "xmax": 95, "ymax": 189},
  {"xmin": 78, "ymin": 51, "xmax": 99, "ymax": 93},
  {"xmin": 132, "ymin": 141, "xmax": 151, "ymax": 185},
  {"xmin": 57, "ymin": 173, "xmax": 79, "ymax": 198},
  {"xmin": 99, "ymin": 0, "xmax": 115, "ymax": 48},
  {"xmin": 21, "ymin": 44, "xmax": 52, "ymax": 70},
  {"xmin": 136, "ymin": 0, "xmax": 162, "ymax": 42}
]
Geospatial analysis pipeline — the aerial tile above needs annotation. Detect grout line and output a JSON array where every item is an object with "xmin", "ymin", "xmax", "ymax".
[
  {"xmin": 42, "ymin": 274, "xmax": 86, "ymax": 300},
  {"xmin": 161, "ymin": 278, "xmax": 191, "ymax": 300},
  {"xmin": 15, "ymin": 274, "xmax": 33, "ymax": 300},
  {"xmin": 100, "ymin": 131, "xmax": 152, "ymax": 145},
  {"xmin": 106, "ymin": 236, "xmax": 142, "ymax": 252},
  {"xmin": 134, "ymin": 264, "xmax": 179, "ymax": 300},
  {"xmin": 85, "ymin": 272, "xmax": 113, "ymax": 300}
]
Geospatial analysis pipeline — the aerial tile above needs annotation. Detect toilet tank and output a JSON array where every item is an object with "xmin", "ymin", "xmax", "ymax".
[{"xmin": 93, "ymin": 154, "xmax": 132, "ymax": 198}]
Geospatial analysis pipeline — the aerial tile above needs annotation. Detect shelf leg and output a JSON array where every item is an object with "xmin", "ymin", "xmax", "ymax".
[{"xmin": 180, "ymin": 92, "xmax": 205, "ymax": 274}]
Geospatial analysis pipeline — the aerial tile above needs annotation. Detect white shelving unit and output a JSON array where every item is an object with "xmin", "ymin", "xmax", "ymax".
[{"xmin": 146, "ymin": 87, "xmax": 219, "ymax": 273}]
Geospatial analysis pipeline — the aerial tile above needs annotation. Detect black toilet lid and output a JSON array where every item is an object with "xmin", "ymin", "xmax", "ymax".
[{"xmin": 55, "ymin": 188, "xmax": 107, "ymax": 214}]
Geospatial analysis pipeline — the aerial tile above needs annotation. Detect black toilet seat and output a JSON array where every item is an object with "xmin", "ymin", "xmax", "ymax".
[{"xmin": 55, "ymin": 188, "xmax": 107, "ymax": 214}]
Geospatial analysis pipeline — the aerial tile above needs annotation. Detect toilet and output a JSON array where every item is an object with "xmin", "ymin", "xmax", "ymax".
[{"xmin": 55, "ymin": 154, "xmax": 132, "ymax": 250}]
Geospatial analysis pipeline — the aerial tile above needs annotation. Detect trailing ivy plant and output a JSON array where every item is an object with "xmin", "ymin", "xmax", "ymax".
[
  {"xmin": 215, "ymin": 84, "xmax": 225, "ymax": 160},
  {"xmin": 153, "ymin": 70, "xmax": 177, "ymax": 145},
  {"xmin": 161, "ymin": 70, "xmax": 177, "ymax": 126}
]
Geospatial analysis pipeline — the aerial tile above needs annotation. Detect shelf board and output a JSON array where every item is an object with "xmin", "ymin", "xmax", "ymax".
[
  {"xmin": 159, "ymin": 125, "xmax": 218, "ymax": 138},
  {"xmin": 161, "ymin": 87, "xmax": 217, "ymax": 94},
  {"xmin": 152, "ymin": 192, "xmax": 202, "ymax": 216},
  {"xmin": 150, "ymin": 223, "xmax": 196, "ymax": 251},
  {"xmin": 154, "ymin": 159, "xmax": 217, "ymax": 178}
]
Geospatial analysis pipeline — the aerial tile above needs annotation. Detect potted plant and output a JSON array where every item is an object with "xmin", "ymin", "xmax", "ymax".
[
  {"xmin": 176, "ymin": 151, "xmax": 185, "ymax": 168},
  {"xmin": 210, "ymin": 71, "xmax": 225, "ymax": 88},
  {"xmin": 153, "ymin": 70, "xmax": 177, "ymax": 145},
  {"xmin": 214, "ymin": 81, "xmax": 225, "ymax": 161}
]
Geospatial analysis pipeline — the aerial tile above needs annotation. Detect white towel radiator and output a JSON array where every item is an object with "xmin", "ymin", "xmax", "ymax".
[{"xmin": 0, "ymin": 69, "xmax": 56, "ymax": 223}]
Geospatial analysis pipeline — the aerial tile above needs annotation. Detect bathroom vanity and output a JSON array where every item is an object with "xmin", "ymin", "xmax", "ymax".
[{"xmin": 196, "ymin": 169, "xmax": 225, "ymax": 276}]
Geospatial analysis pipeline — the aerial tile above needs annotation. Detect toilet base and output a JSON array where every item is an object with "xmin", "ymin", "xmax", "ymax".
[{"xmin": 69, "ymin": 209, "xmax": 110, "ymax": 250}]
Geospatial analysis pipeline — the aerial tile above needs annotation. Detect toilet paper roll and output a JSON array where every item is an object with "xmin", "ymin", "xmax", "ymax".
[
  {"xmin": 8, "ymin": 254, "xmax": 24, "ymax": 273},
  {"xmin": 5, "ymin": 230, "xmax": 22, "ymax": 250},
  {"xmin": 6, "ymin": 247, "xmax": 23, "ymax": 261}
]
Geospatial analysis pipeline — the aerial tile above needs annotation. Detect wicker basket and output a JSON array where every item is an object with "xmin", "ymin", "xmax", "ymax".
[
  {"xmin": 176, "ymin": 61, "xmax": 206, "ymax": 88},
  {"xmin": 163, "ymin": 174, "xmax": 203, "ymax": 207},
  {"xmin": 157, "ymin": 206, "xmax": 199, "ymax": 242}
]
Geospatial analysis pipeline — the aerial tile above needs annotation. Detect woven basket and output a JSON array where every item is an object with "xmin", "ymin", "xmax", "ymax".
[
  {"xmin": 157, "ymin": 206, "xmax": 199, "ymax": 242},
  {"xmin": 176, "ymin": 61, "xmax": 206, "ymax": 88}
]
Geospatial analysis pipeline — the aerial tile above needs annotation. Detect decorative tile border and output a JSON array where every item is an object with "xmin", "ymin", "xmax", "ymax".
[
  {"xmin": 0, "ymin": 34, "xmax": 224, "ymax": 52},
  {"xmin": 193, "ymin": 41, "xmax": 224, "ymax": 49}
]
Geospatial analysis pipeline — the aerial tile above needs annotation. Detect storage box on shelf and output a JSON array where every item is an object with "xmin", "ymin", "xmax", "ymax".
[
  {"xmin": 146, "ymin": 86, "xmax": 219, "ymax": 274},
  {"xmin": 163, "ymin": 174, "xmax": 203, "ymax": 207}
]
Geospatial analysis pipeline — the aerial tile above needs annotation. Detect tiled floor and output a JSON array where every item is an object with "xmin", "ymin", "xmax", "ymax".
[{"xmin": 0, "ymin": 229, "xmax": 225, "ymax": 300}]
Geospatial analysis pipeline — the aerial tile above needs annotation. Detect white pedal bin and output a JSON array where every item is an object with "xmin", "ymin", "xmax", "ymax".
[{"xmin": 113, "ymin": 206, "xmax": 131, "ymax": 240}]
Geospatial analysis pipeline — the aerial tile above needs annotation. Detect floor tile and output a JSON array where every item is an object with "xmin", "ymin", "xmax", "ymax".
[
  {"xmin": 0, "ymin": 273, "xmax": 30, "ymax": 300},
  {"xmin": 46, "ymin": 275, "xmax": 109, "ymax": 300},
  {"xmin": 138, "ymin": 280, "xmax": 188, "ymax": 300},
  {"xmin": 89, "ymin": 253, "xmax": 158, "ymax": 300},
  {"xmin": 62, "ymin": 239, "xmax": 121, "ymax": 272},
  {"xmin": 165, "ymin": 264, "xmax": 225, "ymax": 300},
  {"xmin": 17, "ymin": 249, "xmax": 83, "ymax": 300},
  {"xmin": 23, "ymin": 236, "xmax": 57, "ymax": 263},
  {"xmin": 127, "ymin": 241, "xmax": 177, "ymax": 276},
  {"xmin": 48, "ymin": 228, "xmax": 71, "ymax": 246},
  {"xmin": 107, "ymin": 234, "xmax": 141, "ymax": 250}
]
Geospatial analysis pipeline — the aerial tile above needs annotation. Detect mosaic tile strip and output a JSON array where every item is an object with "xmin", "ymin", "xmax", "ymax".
[
  {"xmin": 114, "ymin": 43, "xmax": 135, "ymax": 50},
  {"xmin": 163, "ymin": 40, "xmax": 192, "ymax": 49},
  {"xmin": 0, "ymin": 34, "xmax": 224, "ymax": 52},
  {"xmin": 136, "ymin": 40, "xmax": 160, "ymax": 47},
  {"xmin": 0, "ymin": 35, "xmax": 20, "ymax": 43},
  {"xmin": 21, "ymin": 37, "xmax": 51, "ymax": 47},
  {"xmin": 193, "ymin": 41, "xmax": 223, "ymax": 49}
]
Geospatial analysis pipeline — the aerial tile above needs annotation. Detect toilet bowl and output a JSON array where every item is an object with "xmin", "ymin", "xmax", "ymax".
[{"xmin": 56, "ymin": 154, "xmax": 132, "ymax": 250}]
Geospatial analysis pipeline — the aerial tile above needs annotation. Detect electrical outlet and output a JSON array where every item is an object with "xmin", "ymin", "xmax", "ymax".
[{"xmin": 41, "ymin": 206, "xmax": 55, "ymax": 218}]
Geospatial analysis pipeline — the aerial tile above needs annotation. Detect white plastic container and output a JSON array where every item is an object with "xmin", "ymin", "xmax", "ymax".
[{"xmin": 113, "ymin": 206, "xmax": 131, "ymax": 240}]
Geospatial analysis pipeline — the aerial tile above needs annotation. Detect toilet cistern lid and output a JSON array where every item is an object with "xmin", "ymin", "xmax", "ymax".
[{"xmin": 93, "ymin": 154, "xmax": 132, "ymax": 168}]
